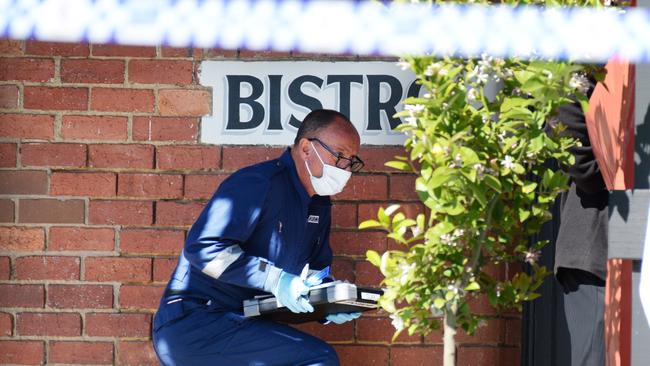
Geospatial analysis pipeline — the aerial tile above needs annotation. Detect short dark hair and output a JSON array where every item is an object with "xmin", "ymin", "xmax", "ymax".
[{"xmin": 293, "ymin": 109, "xmax": 354, "ymax": 145}]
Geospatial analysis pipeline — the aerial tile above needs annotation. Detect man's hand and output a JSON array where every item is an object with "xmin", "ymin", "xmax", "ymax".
[
  {"xmin": 272, "ymin": 271, "xmax": 314, "ymax": 313},
  {"xmin": 325, "ymin": 312, "xmax": 361, "ymax": 324}
]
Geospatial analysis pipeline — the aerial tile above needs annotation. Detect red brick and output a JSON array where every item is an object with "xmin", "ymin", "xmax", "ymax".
[
  {"xmin": 157, "ymin": 145, "xmax": 220, "ymax": 170},
  {"xmin": 240, "ymin": 49, "xmax": 292, "ymax": 59},
  {"xmin": 184, "ymin": 174, "xmax": 225, "ymax": 199},
  {"xmin": 49, "ymin": 227, "xmax": 114, "ymax": 251},
  {"xmin": 355, "ymin": 260, "xmax": 384, "ymax": 287},
  {"xmin": 0, "ymin": 57, "xmax": 54, "ymax": 82},
  {"xmin": 0, "ymin": 341, "xmax": 44, "ymax": 365},
  {"xmin": 330, "ymin": 231, "xmax": 387, "ymax": 257},
  {"xmin": 0, "ymin": 143, "xmax": 17, "ymax": 167},
  {"xmin": 86, "ymin": 313, "xmax": 151, "ymax": 337},
  {"xmin": 334, "ymin": 345, "xmax": 389, "ymax": 366},
  {"xmin": 156, "ymin": 201, "xmax": 205, "ymax": 226},
  {"xmin": 85, "ymin": 257, "xmax": 152, "ymax": 282},
  {"xmin": 16, "ymin": 312, "xmax": 81, "ymax": 336},
  {"xmin": 334, "ymin": 175, "xmax": 388, "ymax": 201},
  {"xmin": 15, "ymin": 256, "xmax": 79, "ymax": 280},
  {"xmin": 0, "ymin": 40, "xmax": 23, "ymax": 55},
  {"xmin": 21, "ymin": 143, "xmax": 86, "ymax": 167},
  {"xmin": 222, "ymin": 146, "xmax": 283, "ymax": 171},
  {"xmin": 120, "ymin": 229, "xmax": 184, "ymax": 255},
  {"xmin": 332, "ymin": 258, "xmax": 355, "ymax": 282},
  {"xmin": 89, "ymin": 143, "xmax": 154, "ymax": 169},
  {"xmin": 356, "ymin": 317, "xmax": 420, "ymax": 343},
  {"xmin": 424, "ymin": 328, "xmax": 444, "ymax": 344},
  {"xmin": 456, "ymin": 319, "xmax": 505, "ymax": 344},
  {"xmin": 0, "ymin": 256, "xmax": 9, "ymax": 279},
  {"xmin": 505, "ymin": 318, "xmax": 522, "ymax": 346},
  {"xmin": 0, "ymin": 114, "xmax": 54, "ymax": 140},
  {"xmin": 0, "ymin": 284, "xmax": 44, "ymax": 307},
  {"xmin": 0, "ymin": 312, "xmax": 11, "ymax": 336},
  {"xmin": 129, "ymin": 60, "xmax": 193, "ymax": 84},
  {"xmin": 0, "ymin": 84, "xmax": 18, "ymax": 108},
  {"xmin": 19, "ymin": 199, "xmax": 85, "ymax": 224},
  {"xmin": 204, "ymin": 48, "xmax": 239, "ymax": 59},
  {"xmin": 292, "ymin": 321, "xmax": 354, "ymax": 342},
  {"xmin": 358, "ymin": 202, "xmax": 425, "ymax": 226},
  {"xmin": 390, "ymin": 174, "xmax": 419, "ymax": 200},
  {"xmin": 132, "ymin": 116, "xmax": 198, "ymax": 141},
  {"xmin": 160, "ymin": 47, "xmax": 195, "ymax": 58},
  {"xmin": 48, "ymin": 284, "xmax": 113, "ymax": 309},
  {"xmin": 390, "ymin": 346, "xmax": 443, "ymax": 366},
  {"xmin": 498, "ymin": 347, "xmax": 521, "ymax": 365},
  {"xmin": 468, "ymin": 294, "xmax": 498, "ymax": 316},
  {"xmin": 61, "ymin": 115, "xmax": 128, "ymax": 141},
  {"xmin": 358, "ymin": 146, "xmax": 408, "ymax": 173},
  {"xmin": 118, "ymin": 341, "xmax": 158, "ymax": 366},
  {"xmin": 61, "ymin": 59, "xmax": 124, "ymax": 83},
  {"xmin": 91, "ymin": 88, "xmax": 154, "ymax": 112},
  {"xmin": 51, "ymin": 171, "xmax": 116, "ymax": 197},
  {"xmin": 120, "ymin": 285, "xmax": 164, "ymax": 309},
  {"xmin": 25, "ymin": 41, "xmax": 89, "ymax": 56},
  {"xmin": 0, "ymin": 170, "xmax": 48, "ymax": 194},
  {"xmin": 49, "ymin": 341, "xmax": 113, "ymax": 365},
  {"xmin": 89, "ymin": 200, "xmax": 153, "ymax": 225},
  {"xmin": 24, "ymin": 86, "xmax": 88, "ymax": 110},
  {"xmin": 332, "ymin": 203, "xmax": 357, "ymax": 228},
  {"xmin": 0, "ymin": 200, "xmax": 13, "ymax": 222},
  {"xmin": 92, "ymin": 44, "xmax": 156, "ymax": 57},
  {"xmin": 159, "ymin": 89, "xmax": 211, "ymax": 116},
  {"xmin": 153, "ymin": 258, "xmax": 177, "ymax": 282},
  {"xmin": 0, "ymin": 227, "xmax": 45, "ymax": 251},
  {"xmin": 118, "ymin": 173, "xmax": 183, "ymax": 199},
  {"xmin": 456, "ymin": 346, "xmax": 502, "ymax": 366}
]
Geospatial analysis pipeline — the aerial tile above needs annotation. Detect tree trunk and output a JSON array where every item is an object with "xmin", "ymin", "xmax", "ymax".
[{"xmin": 443, "ymin": 309, "xmax": 457, "ymax": 366}]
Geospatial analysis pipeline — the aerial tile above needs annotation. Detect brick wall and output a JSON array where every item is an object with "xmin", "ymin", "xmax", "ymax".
[{"xmin": 0, "ymin": 40, "xmax": 520, "ymax": 365}]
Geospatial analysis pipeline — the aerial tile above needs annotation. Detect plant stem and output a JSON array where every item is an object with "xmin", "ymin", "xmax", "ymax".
[
  {"xmin": 468, "ymin": 196, "xmax": 499, "ymax": 275},
  {"xmin": 443, "ymin": 302, "xmax": 458, "ymax": 366}
]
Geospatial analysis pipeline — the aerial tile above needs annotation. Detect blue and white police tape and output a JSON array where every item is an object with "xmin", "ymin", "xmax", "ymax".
[{"xmin": 1, "ymin": 0, "xmax": 650, "ymax": 62}]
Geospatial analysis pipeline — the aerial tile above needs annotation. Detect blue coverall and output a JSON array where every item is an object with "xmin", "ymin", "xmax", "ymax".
[{"xmin": 153, "ymin": 148, "xmax": 339, "ymax": 366}]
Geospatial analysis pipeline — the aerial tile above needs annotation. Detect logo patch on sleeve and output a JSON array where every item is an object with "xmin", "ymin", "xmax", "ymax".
[{"xmin": 307, "ymin": 215, "xmax": 320, "ymax": 224}]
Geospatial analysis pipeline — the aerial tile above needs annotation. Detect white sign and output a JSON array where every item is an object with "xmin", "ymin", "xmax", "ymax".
[{"xmin": 199, "ymin": 61, "xmax": 420, "ymax": 145}]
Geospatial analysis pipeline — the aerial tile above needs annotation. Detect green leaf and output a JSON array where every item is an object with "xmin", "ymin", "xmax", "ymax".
[
  {"xmin": 359, "ymin": 220, "xmax": 383, "ymax": 230},
  {"xmin": 385, "ymin": 161, "xmax": 411, "ymax": 171},
  {"xmin": 464, "ymin": 282, "xmax": 481, "ymax": 291},
  {"xmin": 430, "ymin": 167, "xmax": 454, "ymax": 189},
  {"xmin": 519, "ymin": 208, "xmax": 531, "ymax": 222},
  {"xmin": 445, "ymin": 290, "xmax": 456, "ymax": 301},
  {"xmin": 433, "ymin": 297, "xmax": 446, "ymax": 309},
  {"xmin": 521, "ymin": 182, "xmax": 537, "ymax": 194},
  {"xmin": 469, "ymin": 183, "xmax": 487, "ymax": 207},
  {"xmin": 366, "ymin": 250, "xmax": 381, "ymax": 266},
  {"xmin": 483, "ymin": 175, "xmax": 502, "ymax": 193}
]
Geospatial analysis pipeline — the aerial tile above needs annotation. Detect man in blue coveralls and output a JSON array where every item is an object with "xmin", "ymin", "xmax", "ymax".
[{"xmin": 153, "ymin": 109, "xmax": 364, "ymax": 365}]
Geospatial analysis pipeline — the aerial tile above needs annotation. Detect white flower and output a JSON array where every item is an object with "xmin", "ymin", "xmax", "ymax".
[
  {"xmin": 399, "ymin": 263, "xmax": 416, "ymax": 285},
  {"xmin": 423, "ymin": 93, "xmax": 432, "ymax": 99},
  {"xmin": 542, "ymin": 70, "xmax": 553, "ymax": 80},
  {"xmin": 390, "ymin": 314, "xmax": 404, "ymax": 331},
  {"xmin": 501, "ymin": 155, "xmax": 515, "ymax": 169},
  {"xmin": 450, "ymin": 153, "xmax": 463, "ymax": 168},
  {"xmin": 404, "ymin": 104, "xmax": 425, "ymax": 114},
  {"xmin": 473, "ymin": 163, "xmax": 485, "ymax": 177},
  {"xmin": 569, "ymin": 73, "xmax": 590, "ymax": 94},
  {"xmin": 438, "ymin": 68, "xmax": 449, "ymax": 76},
  {"xmin": 467, "ymin": 88, "xmax": 478, "ymax": 102},
  {"xmin": 424, "ymin": 62, "xmax": 442, "ymax": 76},
  {"xmin": 524, "ymin": 250, "xmax": 541, "ymax": 264}
]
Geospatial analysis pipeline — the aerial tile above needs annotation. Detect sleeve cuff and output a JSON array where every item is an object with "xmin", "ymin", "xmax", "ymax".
[{"xmin": 263, "ymin": 264, "xmax": 283, "ymax": 293}]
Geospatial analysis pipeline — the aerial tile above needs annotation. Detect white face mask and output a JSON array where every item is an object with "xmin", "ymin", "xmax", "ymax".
[{"xmin": 304, "ymin": 142, "xmax": 352, "ymax": 196}]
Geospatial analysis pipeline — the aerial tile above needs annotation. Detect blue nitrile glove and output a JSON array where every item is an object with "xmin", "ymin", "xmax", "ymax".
[
  {"xmin": 271, "ymin": 271, "xmax": 314, "ymax": 314},
  {"xmin": 325, "ymin": 312, "xmax": 361, "ymax": 324}
]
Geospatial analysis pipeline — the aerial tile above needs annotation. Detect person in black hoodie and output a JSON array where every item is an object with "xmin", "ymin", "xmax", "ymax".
[{"xmin": 546, "ymin": 78, "xmax": 608, "ymax": 365}]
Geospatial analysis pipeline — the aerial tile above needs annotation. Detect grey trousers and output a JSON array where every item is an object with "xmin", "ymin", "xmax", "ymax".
[{"xmin": 557, "ymin": 267, "xmax": 606, "ymax": 366}]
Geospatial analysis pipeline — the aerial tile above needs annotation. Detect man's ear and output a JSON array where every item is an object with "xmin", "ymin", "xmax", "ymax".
[{"xmin": 298, "ymin": 138, "xmax": 311, "ymax": 158}]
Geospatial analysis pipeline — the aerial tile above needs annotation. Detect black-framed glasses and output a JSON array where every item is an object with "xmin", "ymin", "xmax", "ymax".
[{"xmin": 308, "ymin": 138, "xmax": 364, "ymax": 173}]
